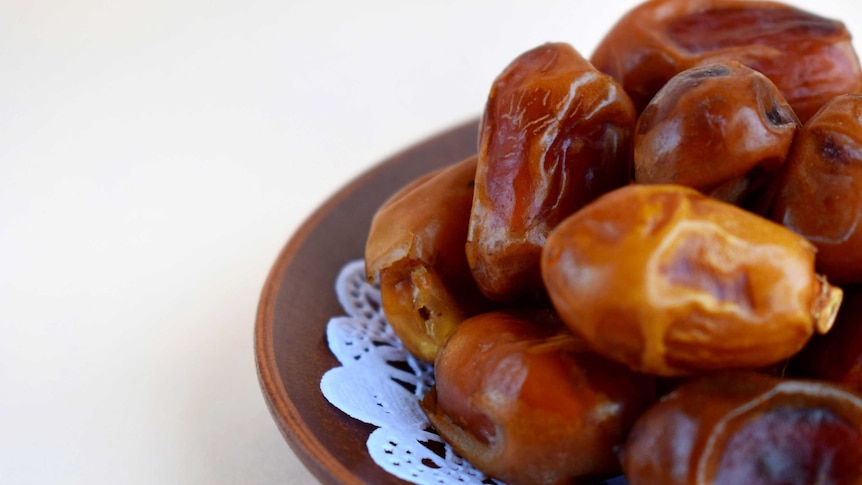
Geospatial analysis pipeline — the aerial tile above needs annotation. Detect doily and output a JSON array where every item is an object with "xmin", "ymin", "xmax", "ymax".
[{"xmin": 320, "ymin": 259, "xmax": 628, "ymax": 485}]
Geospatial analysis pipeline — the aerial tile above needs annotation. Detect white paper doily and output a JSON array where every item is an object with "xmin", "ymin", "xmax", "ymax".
[{"xmin": 320, "ymin": 259, "xmax": 628, "ymax": 485}]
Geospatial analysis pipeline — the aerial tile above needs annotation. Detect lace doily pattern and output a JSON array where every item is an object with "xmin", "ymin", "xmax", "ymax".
[{"xmin": 320, "ymin": 259, "xmax": 628, "ymax": 485}]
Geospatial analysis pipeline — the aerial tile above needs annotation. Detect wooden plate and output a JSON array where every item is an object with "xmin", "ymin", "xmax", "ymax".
[{"xmin": 255, "ymin": 119, "xmax": 479, "ymax": 485}]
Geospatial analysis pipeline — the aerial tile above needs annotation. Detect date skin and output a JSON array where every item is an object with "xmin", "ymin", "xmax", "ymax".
[
  {"xmin": 467, "ymin": 42, "xmax": 635, "ymax": 304},
  {"xmin": 590, "ymin": 0, "xmax": 862, "ymax": 122},
  {"xmin": 541, "ymin": 184, "xmax": 842, "ymax": 376},
  {"xmin": 770, "ymin": 94, "xmax": 862, "ymax": 284},
  {"xmin": 365, "ymin": 156, "xmax": 493, "ymax": 362},
  {"xmin": 622, "ymin": 372, "xmax": 862, "ymax": 485},
  {"xmin": 422, "ymin": 309, "xmax": 653, "ymax": 485},
  {"xmin": 635, "ymin": 61, "xmax": 798, "ymax": 213}
]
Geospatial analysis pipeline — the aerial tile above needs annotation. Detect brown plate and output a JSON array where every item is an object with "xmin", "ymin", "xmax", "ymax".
[{"xmin": 255, "ymin": 119, "xmax": 479, "ymax": 485}]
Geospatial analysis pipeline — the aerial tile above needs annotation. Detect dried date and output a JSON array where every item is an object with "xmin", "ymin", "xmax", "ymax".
[
  {"xmin": 634, "ymin": 61, "xmax": 798, "ymax": 212},
  {"xmin": 591, "ymin": 0, "xmax": 862, "ymax": 122},
  {"xmin": 770, "ymin": 94, "xmax": 862, "ymax": 284},
  {"xmin": 541, "ymin": 184, "xmax": 842, "ymax": 376},
  {"xmin": 467, "ymin": 42, "xmax": 635, "ymax": 304},
  {"xmin": 422, "ymin": 309, "xmax": 653, "ymax": 485},
  {"xmin": 622, "ymin": 372, "xmax": 862, "ymax": 485},
  {"xmin": 365, "ymin": 156, "xmax": 493, "ymax": 362}
]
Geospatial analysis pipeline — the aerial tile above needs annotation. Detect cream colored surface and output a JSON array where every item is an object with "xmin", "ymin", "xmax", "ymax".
[{"xmin": 0, "ymin": 0, "xmax": 856, "ymax": 483}]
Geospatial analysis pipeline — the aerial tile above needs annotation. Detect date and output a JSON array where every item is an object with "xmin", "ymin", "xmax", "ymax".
[
  {"xmin": 422, "ymin": 309, "xmax": 653, "ymax": 485},
  {"xmin": 590, "ymin": 0, "xmax": 862, "ymax": 122},
  {"xmin": 634, "ymin": 61, "xmax": 798, "ymax": 212},
  {"xmin": 365, "ymin": 156, "xmax": 493, "ymax": 362},
  {"xmin": 541, "ymin": 184, "xmax": 842, "ymax": 376},
  {"xmin": 622, "ymin": 372, "xmax": 862, "ymax": 485},
  {"xmin": 770, "ymin": 94, "xmax": 862, "ymax": 284},
  {"xmin": 467, "ymin": 42, "xmax": 635, "ymax": 304}
]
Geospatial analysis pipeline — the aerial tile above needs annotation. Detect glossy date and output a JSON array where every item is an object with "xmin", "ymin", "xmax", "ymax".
[
  {"xmin": 467, "ymin": 42, "xmax": 636, "ymax": 304},
  {"xmin": 622, "ymin": 372, "xmax": 862, "ymax": 485},
  {"xmin": 365, "ymin": 156, "xmax": 493, "ymax": 362},
  {"xmin": 634, "ymin": 61, "xmax": 798, "ymax": 212},
  {"xmin": 770, "ymin": 94, "xmax": 862, "ymax": 284},
  {"xmin": 590, "ymin": 0, "xmax": 862, "ymax": 122},
  {"xmin": 422, "ymin": 309, "xmax": 653, "ymax": 485},
  {"xmin": 541, "ymin": 184, "xmax": 842, "ymax": 376}
]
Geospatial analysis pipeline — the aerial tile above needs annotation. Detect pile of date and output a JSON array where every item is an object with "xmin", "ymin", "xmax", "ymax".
[{"xmin": 365, "ymin": 0, "xmax": 862, "ymax": 484}]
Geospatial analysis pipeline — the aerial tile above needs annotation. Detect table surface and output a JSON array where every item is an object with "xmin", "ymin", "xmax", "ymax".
[{"xmin": 0, "ymin": 0, "xmax": 857, "ymax": 483}]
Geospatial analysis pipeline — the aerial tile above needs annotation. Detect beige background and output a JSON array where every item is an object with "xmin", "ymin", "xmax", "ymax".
[{"xmin": 0, "ymin": 0, "xmax": 857, "ymax": 483}]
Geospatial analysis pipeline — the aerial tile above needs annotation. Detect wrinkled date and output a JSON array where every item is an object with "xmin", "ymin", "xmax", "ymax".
[
  {"xmin": 365, "ymin": 156, "xmax": 493, "ymax": 362},
  {"xmin": 422, "ymin": 309, "xmax": 654, "ymax": 485},
  {"xmin": 467, "ymin": 42, "xmax": 636, "ymax": 304},
  {"xmin": 590, "ymin": 0, "xmax": 862, "ymax": 122},
  {"xmin": 622, "ymin": 372, "xmax": 862, "ymax": 485},
  {"xmin": 634, "ymin": 61, "xmax": 798, "ymax": 212},
  {"xmin": 770, "ymin": 94, "xmax": 862, "ymax": 284},
  {"xmin": 541, "ymin": 184, "xmax": 842, "ymax": 376}
]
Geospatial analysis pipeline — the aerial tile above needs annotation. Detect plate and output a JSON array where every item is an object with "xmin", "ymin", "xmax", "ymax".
[{"xmin": 255, "ymin": 119, "xmax": 479, "ymax": 485}]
